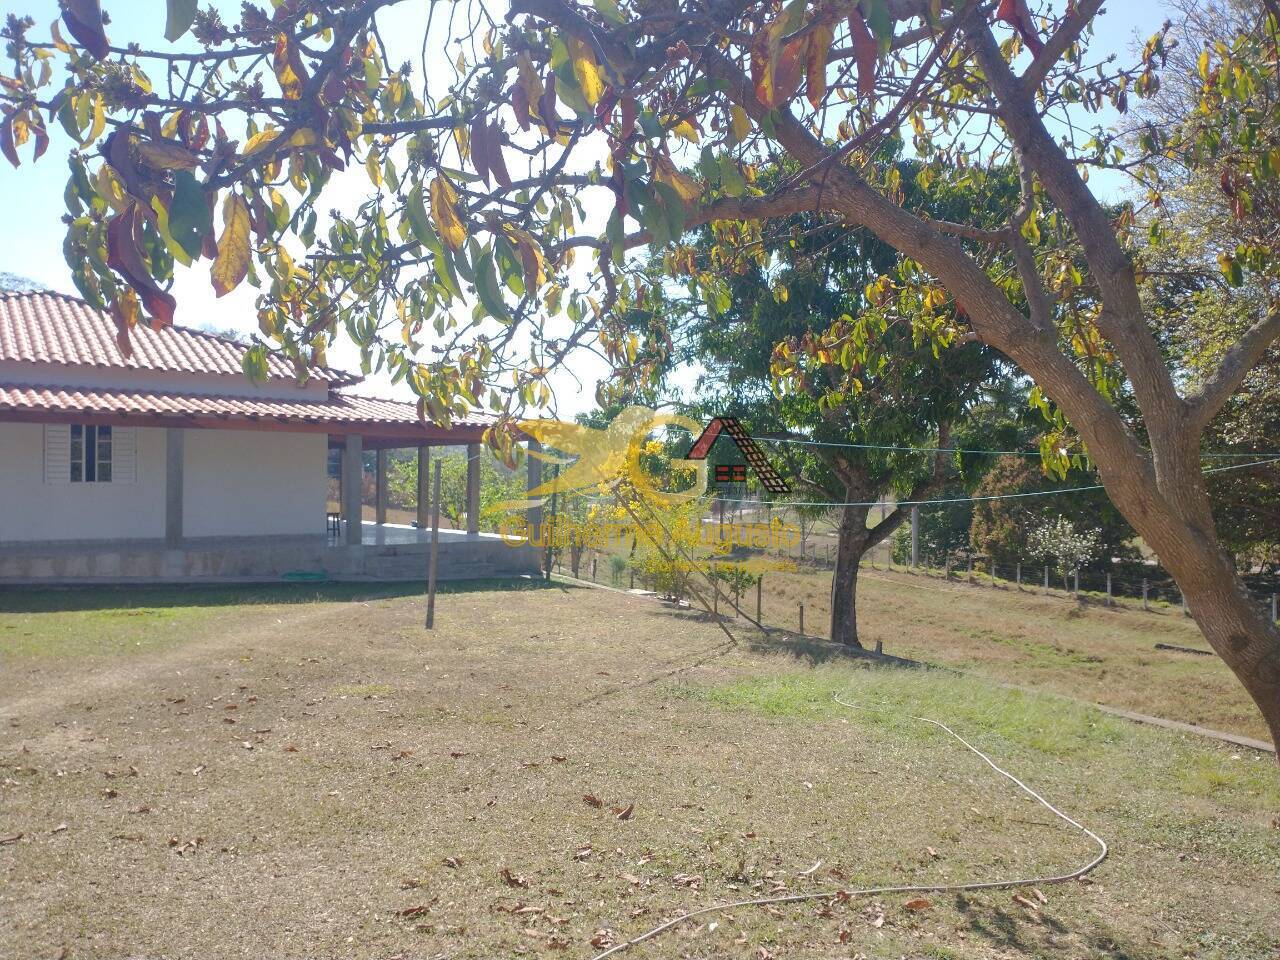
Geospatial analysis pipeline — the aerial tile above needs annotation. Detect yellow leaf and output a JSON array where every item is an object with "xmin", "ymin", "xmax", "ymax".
[
  {"xmin": 805, "ymin": 23, "xmax": 834, "ymax": 109},
  {"xmin": 211, "ymin": 194, "xmax": 252, "ymax": 297},
  {"xmin": 50, "ymin": 20, "xmax": 72, "ymax": 54},
  {"xmin": 567, "ymin": 36, "xmax": 605, "ymax": 106},
  {"xmin": 671, "ymin": 119, "xmax": 700, "ymax": 144},
  {"xmin": 429, "ymin": 175, "xmax": 467, "ymax": 250},
  {"xmin": 83, "ymin": 93, "xmax": 105, "ymax": 147},
  {"xmin": 729, "ymin": 106, "xmax": 751, "ymax": 142},
  {"xmin": 288, "ymin": 128, "xmax": 317, "ymax": 148},
  {"xmin": 654, "ymin": 156, "xmax": 701, "ymax": 204},
  {"xmin": 137, "ymin": 138, "xmax": 200, "ymax": 170},
  {"xmin": 274, "ymin": 33, "xmax": 303, "ymax": 100},
  {"xmin": 243, "ymin": 128, "xmax": 281, "ymax": 156}
]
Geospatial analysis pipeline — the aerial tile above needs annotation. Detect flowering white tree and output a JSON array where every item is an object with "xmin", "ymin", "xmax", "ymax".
[{"xmin": 1028, "ymin": 516, "xmax": 1103, "ymax": 587}]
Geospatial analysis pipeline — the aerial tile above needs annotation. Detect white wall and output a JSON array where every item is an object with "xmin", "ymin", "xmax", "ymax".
[
  {"xmin": 183, "ymin": 429, "xmax": 327, "ymax": 538},
  {"xmin": 0, "ymin": 423, "xmax": 328, "ymax": 543},
  {"xmin": 0, "ymin": 422, "xmax": 167, "ymax": 541}
]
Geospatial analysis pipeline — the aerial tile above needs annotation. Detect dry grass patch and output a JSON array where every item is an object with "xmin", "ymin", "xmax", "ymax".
[{"xmin": 0, "ymin": 582, "xmax": 1277, "ymax": 960}]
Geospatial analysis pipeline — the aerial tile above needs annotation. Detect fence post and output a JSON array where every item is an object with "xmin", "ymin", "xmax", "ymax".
[
  {"xmin": 591, "ymin": 556, "xmax": 597, "ymax": 581},
  {"xmin": 756, "ymin": 575, "xmax": 763, "ymax": 622},
  {"xmin": 944, "ymin": 556, "xmax": 951, "ymax": 580},
  {"xmin": 1043, "ymin": 566, "xmax": 1050, "ymax": 595},
  {"xmin": 1073, "ymin": 569, "xmax": 1080, "ymax": 597},
  {"xmin": 991, "ymin": 563, "xmax": 997, "ymax": 588},
  {"xmin": 630, "ymin": 569, "xmax": 634, "ymax": 590},
  {"xmin": 799, "ymin": 603, "xmax": 805, "ymax": 636},
  {"xmin": 1272, "ymin": 592, "xmax": 1277, "ymax": 623},
  {"xmin": 712, "ymin": 565, "xmax": 719, "ymax": 616},
  {"xmin": 967, "ymin": 556, "xmax": 973, "ymax": 582},
  {"xmin": 1106, "ymin": 572, "xmax": 1113, "ymax": 607},
  {"xmin": 1015, "ymin": 562, "xmax": 1021, "ymax": 588},
  {"xmin": 910, "ymin": 505, "xmax": 919, "ymax": 569},
  {"xmin": 1142, "ymin": 578, "xmax": 1149, "ymax": 611}
]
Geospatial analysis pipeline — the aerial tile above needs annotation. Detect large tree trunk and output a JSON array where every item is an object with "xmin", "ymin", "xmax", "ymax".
[
  {"xmin": 1106, "ymin": 473, "xmax": 1280, "ymax": 748},
  {"xmin": 829, "ymin": 503, "xmax": 871, "ymax": 647}
]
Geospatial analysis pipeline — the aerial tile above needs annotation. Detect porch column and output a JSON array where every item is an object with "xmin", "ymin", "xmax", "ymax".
[
  {"xmin": 466, "ymin": 442, "xmax": 481, "ymax": 536},
  {"xmin": 164, "ymin": 428, "xmax": 184, "ymax": 547},
  {"xmin": 416, "ymin": 445, "xmax": 430, "ymax": 528},
  {"xmin": 343, "ymin": 433, "xmax": 363, "ymax": 546},
  {"xmin": 526, "ymin": 438, "xmax": 542, "ymax": 543},
  {"xmin": 375, "ymin": 448, "xmax": 388, "ymax": 525}
]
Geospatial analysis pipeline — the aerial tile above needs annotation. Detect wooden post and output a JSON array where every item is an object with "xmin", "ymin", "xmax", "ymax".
[
  {"xmin": 1073, "ymin": 569, "xmax": 1080, "ymax": 596},
  {"xmin": 1272, "ymin": 592, "xmax": 1277, "ymax": 623},
  {"xmin": 1142, "ymin": 578, "xmax": 1149, "ymax": 610},
  {"xmin": 944, "ymin": 556, "xmax": 951, "ymax": 580},
  {"xmin": 465, "ymin": 442, "xmax": 481, "ymax": 536},
  {"xmin": 416, "ymin": 445, "xmax": 430, "ymax": 528},
  {"xmin": 544, "ymin": 464, "xmax": 558, "ymax": 582},
  {"xmin": 967, "ymin": 556, "xmax": 973, "ymax": 582},
  {"xmin": 526, "ymin": 437, "xmax": 542, "ymax": 568},
  {"xmin": 756, "ymin": 575, "xmax": 762, "ymax": 621},
  {"xmin": 375, "ymin": 448, "xmax": 388, "ymax": 526},
  {"xmin": 991, "ymin": 563, "xmax": 997, "ymax": 588},
  {"xmin": 1015, "ymin": 562, "xmax": 1022, "ymax": 588},
  {"xmin": 1106, "ymin": 572, "xmax": 1113, "ymax": 606},
  {"xmin": 799, "ymin": 602, "xmax": 804, "ymax": 636},
  {"xmin": 1043, "ymin": 566, "xmax": 1050, "ymax": 595},
  {"xmin": 425, "ymin": 459, "xmax": 442, "ymax": 629},
  {"xmin": 910, "ymin": 505, "xmax": 919, "ymax": 569}
]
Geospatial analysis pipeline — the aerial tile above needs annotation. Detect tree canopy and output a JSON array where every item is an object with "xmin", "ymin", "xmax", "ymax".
[{"xmin": 4, "ymin": 0, "xmax": 1280, "ymax": 743}]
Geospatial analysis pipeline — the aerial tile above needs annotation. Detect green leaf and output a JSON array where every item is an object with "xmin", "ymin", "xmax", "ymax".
[
  {"xmin": 167, "ymin": 170, "xmax": 211, "ymax": 261},
  {"xmin": 474, "ymin": 249, "xmax": 512, "ymax": 324},
  {"xmin": 164, "ymin": 0, "xmax": 198, "ymax": 41}
]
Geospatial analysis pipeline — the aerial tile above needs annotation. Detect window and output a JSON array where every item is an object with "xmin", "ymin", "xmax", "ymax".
[
  {"xmin": 44, "ymin": 424, "xmax": 136, "ymax": 485},
  {"xmin": 70, "ymin": 424, "xmax": 115, "ymax": 482}
]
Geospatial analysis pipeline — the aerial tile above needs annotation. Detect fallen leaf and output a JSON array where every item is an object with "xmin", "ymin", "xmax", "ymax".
[
  {"xmin": 614, "ymin": 803, "xmax": 634, "ymax": 821},
  {"xmin": 926, "ymin": 846, "xmax": 940, "ymax": 859},
  {"xmin": 0, "ymin": 833, "xmax": 21, "ymax": 844},
  {"xmin": 904, "ymin": 897, "xmax": 932, "ymax": 911},
  {"xmin": 1012, "ymin": 893, "xmax": 1039, "ymax": 910},
  {"xmin": 589, "ymin": 929, "xmax": 615, "ymax": 948},
  {"xmin": 582, "ymin": 794, "xmax": 603, "ymax": 808},
  {"xmin": 395, "ymin": 902, "xmax": 436, "ymax": 918},
  {"xmin": 1032, "ymin": 887, "xmax": 1048, "ymax": 904},
  {"xmin": 500, "ymin": 867, "xmax": 529, "ymax": 889},
  {"xmin": 283, "ymin": 745, "xmax": 299, "ymax": 753},
  {"xmin": 50, "ymin": 823, "xmax": 68, "ymax": 834},
  {"xmin": 442, "ymin": 856, "xmax": 462, "ymax": 869},
  {"xmin": 449, "ymin": 751, "xmax": 469, "ymax": 759}
]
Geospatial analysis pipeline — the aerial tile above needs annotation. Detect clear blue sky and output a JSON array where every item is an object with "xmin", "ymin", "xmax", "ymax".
[{"xmin": 0, "ymin": 1, "xmax": 1165, "ymax": 410}]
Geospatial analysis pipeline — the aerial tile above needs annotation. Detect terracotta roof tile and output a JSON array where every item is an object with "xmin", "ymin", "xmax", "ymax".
[
  {"xmin": 0, "ymin": 290, "xmax": 357, "ymax": 384},
  {"xmin": 0, "ymin": 382, "xmax": 495, "ymax": 435}
]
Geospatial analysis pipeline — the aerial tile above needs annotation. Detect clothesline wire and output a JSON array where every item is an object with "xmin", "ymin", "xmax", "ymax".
[{"xmin": 755, "ymin": 435, "xmax": 1280, "ymax": 460}]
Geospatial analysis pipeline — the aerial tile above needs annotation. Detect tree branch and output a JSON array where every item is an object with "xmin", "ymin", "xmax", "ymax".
[{"xmin": 1187, "ymin": 305, "xmax": 1280, "ymax": 432}]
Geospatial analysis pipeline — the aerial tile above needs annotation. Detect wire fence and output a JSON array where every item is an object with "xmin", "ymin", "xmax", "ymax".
[{"xmin": 552, "ymin": 498, "xmax": 1280, "ymax": 632}]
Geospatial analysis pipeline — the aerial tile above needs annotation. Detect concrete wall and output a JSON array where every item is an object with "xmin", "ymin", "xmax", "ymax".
[
  {"xmin": 0, "ymin": 422, "xmax": 167, "ymax": 541},
  {"xmin": 183, "ymin": 429, "xmax": 327, "ymax": 538},
  {"xmin": 0, "ymin": 423, "xmax": 328, "ymax": 543}
]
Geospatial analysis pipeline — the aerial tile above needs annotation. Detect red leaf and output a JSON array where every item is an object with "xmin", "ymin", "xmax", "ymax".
[
  {"xmin": 61, "ymin": 0, "xmax": 110, "ymax": 59},
  {"xmin": 106, "ymin": 204, "xmax": 177, "ymax": 331},
  {"xmin": 487, "ymin": 122, "xmax": 511, "ymax": 189},
  {"xmin": 619, "ymin": 96, "xmax": 638, "ymax": 141},
  {"xmin": 0, "ymin": 114, "xmax": 18, "ymax": 168},
  {"xmin": 995, "ymin": 0, "xmax": 1044, "ymax": 56},
  {"xmin": 470, "ymin": 116, "xmax": 491, "ymax": 186},
  {"xmin": 511, "ymin": 85, "xmax": 531, "ymax": 132},
  {"xmin": 848, "ymin": 12, "xmax": 878, "ymax": 99}
]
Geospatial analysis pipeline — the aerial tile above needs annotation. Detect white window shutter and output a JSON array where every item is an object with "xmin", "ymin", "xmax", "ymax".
[
  {"xmin": 43, "ymin": 424, "xmax": 71, "ymax": 484},
  {"xmin": 113, "ymin": 427, "xmax": 137, "ymax": 484}
]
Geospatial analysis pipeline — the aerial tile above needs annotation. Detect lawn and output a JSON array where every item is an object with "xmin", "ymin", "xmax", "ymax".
[{"xmin": 1, "ymin": 582, "xmax": 1278, "ymax": 960}]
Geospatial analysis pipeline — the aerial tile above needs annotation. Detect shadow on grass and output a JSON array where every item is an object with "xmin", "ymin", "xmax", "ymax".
[
  {"xmin": 642, "ymin": 603, "xmax": 930, "ymax": 668},
  {"xmin": 0, "ymin": 576, "xmax": 571, "ymax": 614}
]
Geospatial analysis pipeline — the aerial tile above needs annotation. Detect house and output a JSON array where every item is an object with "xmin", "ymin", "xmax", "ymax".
[{"xmin": 0, "ymin": 290, "xmax": 541, "ymax": 582}]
